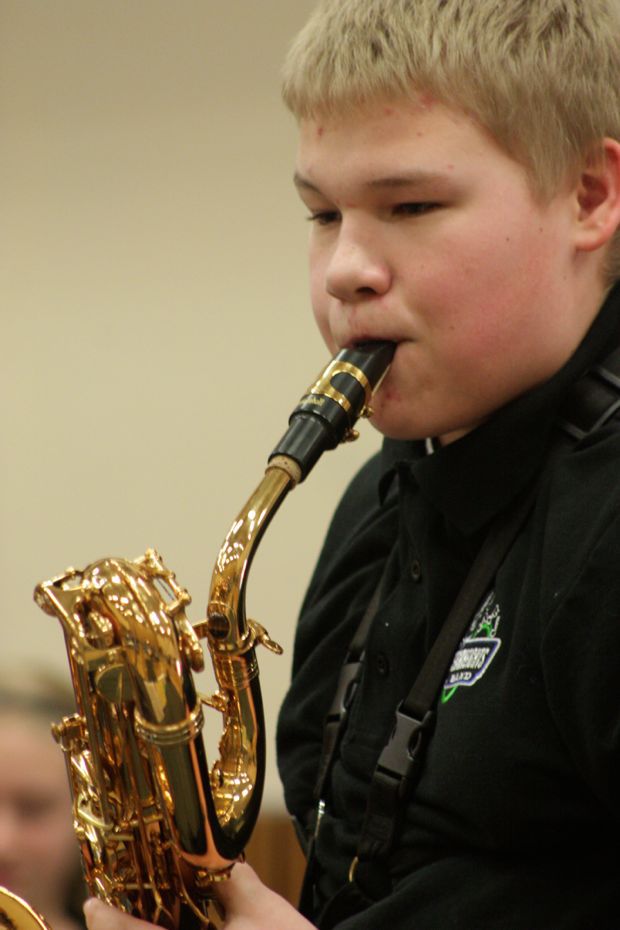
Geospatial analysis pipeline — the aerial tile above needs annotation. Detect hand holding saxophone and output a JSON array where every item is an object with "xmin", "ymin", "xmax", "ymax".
[{"xmin": 84, "ymin": 865, "xmax": 316, "ymax": 930}]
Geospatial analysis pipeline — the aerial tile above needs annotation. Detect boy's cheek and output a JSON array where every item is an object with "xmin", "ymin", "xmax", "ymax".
[{"xmin": 309, "ymin": 282, "xmax": 336, "ymax": 350}]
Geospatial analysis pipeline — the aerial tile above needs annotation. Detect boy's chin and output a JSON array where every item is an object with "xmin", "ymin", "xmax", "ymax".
[
  {"xmin": 369, "ymin": 407, "xmax": 484, "ymax": 445},
  {"xmin": 368, "ymin": 411, "xmax": 428, "ymax": 442}
]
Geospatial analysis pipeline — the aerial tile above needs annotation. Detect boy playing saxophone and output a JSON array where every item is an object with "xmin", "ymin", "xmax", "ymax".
[{"xmin": 86, "ymin": 1, "xmax": 620, "ymax": 927}]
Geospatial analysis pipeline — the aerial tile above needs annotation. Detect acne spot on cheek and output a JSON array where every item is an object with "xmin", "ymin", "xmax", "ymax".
[
  {"xmin": 379, "ymin": 386, "xmax": 402, "ymax": 404},
  {"xmin": 317, "ymin": 126, "xmax": 324, "ymax": 138},
  {"xmin": 384, "ymin": 106, "xmax": 394, "ymax": 116}
]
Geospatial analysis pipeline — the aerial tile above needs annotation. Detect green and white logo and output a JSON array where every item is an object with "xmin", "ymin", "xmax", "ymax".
[{"xmin": 441, "ymin": 591, "xmax": 502, "ymax": 704}]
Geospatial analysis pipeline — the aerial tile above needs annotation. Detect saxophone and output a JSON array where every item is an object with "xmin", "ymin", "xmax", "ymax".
[{"xmin": 0, "ymin": 342, "xmax": 394, "ymax": 930}]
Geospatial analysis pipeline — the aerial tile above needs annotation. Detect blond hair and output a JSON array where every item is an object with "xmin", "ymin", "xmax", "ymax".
[{"xmin": 283, "ymin": 0, "xmax": 620, "ymax": 280}]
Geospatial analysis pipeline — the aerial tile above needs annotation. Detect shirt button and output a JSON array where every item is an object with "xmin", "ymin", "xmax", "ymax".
[
  {"xmin": 375, "ymin": 652, "xmax": 390, "ymax": 677},
  {"xmin": 411, "ymin": 559, "xmax": 422, "ymax": 582}
]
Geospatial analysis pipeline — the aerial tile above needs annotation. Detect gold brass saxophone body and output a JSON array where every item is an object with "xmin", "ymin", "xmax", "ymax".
[{"xmin": 1, "ymin": 343, "xmax": 394, "ymax": 930}]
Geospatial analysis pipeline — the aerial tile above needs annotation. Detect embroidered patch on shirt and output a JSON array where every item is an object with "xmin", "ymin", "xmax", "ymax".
[{"xmin": 441, "ymin": 591, "xmax": 502, "ymax": 703}]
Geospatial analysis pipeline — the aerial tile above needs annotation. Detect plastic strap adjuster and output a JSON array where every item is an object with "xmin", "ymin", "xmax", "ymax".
[
  {"xmin": 376, "ymin": 706, "xmax": 435, "ymax": 783},
  {"xmin": 326, "ymin": 656, "xmax": 363, "ymax": 721}
]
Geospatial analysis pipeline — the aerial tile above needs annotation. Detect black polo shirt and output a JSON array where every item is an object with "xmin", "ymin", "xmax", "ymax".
[{"xmin": 277, "ymin": 285, "xmax": 620, "ymax": 929}]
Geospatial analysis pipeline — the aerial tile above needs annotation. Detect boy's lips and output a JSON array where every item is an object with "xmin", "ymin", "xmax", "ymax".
[{"xmin": 343, "ymin": 335, "xmax": 403, "ymax": 349}]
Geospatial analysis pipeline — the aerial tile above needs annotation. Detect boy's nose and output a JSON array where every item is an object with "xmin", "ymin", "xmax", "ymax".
[{"xmin": 325, "ymin": 232, "xmax": 390, "ymax": 302}]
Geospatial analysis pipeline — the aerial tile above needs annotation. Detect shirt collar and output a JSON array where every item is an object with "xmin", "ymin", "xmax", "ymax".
[{"xmin": 378, "ymin": 283, "xmax": 620, "ymax": 535}]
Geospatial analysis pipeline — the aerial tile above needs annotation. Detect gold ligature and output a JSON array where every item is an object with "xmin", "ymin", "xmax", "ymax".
[{"xmin": 1, "ymin": 343, "xmax": 394, "ymax": 930}]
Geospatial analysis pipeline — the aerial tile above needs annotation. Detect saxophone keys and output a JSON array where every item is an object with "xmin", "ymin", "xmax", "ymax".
[
  {"xmin": 199, "ymin": 690, "xmax": 228, "ymax": 714},
  {"xmin": 248, "ymin": 620, "xmax": 283, "ymax": 655},
  {"xmin": 196, "ymin": 865, "xmax": 233, "ymax": 886}
]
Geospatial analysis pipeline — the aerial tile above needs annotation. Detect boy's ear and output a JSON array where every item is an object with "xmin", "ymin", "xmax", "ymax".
[{"xmin": 574, "ymin": 138, "xmax": 620, "ymax": 252}]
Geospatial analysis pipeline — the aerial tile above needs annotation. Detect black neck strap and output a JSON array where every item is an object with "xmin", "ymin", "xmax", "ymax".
[
  {"xmin": 301, "ymin": 482, "xmax": 537, "ymax": 917},
  {"xmin": 351, "ymin": 482, "xmax": 537, "ymax": 889}
]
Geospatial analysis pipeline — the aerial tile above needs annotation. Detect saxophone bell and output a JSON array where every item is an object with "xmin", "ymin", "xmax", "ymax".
[{"xmin": 0, "ymin": 887, "xmax": 52, "ymax": 930}]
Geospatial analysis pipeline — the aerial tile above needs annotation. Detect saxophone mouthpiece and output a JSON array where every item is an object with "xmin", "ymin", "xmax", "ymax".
[{"xmin": 269, "ymin": 341, "xmax": 395, "ymax": 481}]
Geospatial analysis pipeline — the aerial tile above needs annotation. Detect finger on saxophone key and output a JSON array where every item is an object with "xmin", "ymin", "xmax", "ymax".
[{"xmin": 83, "ymin": 900, "xmax": 157, "ymax": 930}]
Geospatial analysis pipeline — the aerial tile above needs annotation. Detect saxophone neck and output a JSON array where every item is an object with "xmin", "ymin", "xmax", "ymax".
[
  {"xmin": 204, "ymin": 460, "xmax": 298, "ymax": 653},
  {"xmin": 203, "ymin": 341, "xmax": 395, "ymax": 655}
]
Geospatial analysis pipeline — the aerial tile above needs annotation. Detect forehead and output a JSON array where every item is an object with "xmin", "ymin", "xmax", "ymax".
[{"xmin": 294, "ymin": 95, "xmax": 507, "ymax": 190}]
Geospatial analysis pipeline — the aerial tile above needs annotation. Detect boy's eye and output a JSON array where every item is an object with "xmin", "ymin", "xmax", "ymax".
[
  {"xmin": 392, "ymin": 202, "xmax": 439, "ymax": 216},
  {"xmin": 307, "ymin": 209, "xmax": 340, "ymax": 226},
  {"xmin": 305, "ymin": 202, "xmax": 439, "ymax": 225}
]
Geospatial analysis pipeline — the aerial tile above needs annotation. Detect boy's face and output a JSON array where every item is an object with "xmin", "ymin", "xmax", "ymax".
[{"xmin": 295, "ymin": 97, "xmax": 603, "ymax": 443}]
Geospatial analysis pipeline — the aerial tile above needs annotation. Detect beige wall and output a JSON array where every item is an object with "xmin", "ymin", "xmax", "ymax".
[{"xmin": 0, "ymin": 2, "xmax": 382, "ymax": 808}]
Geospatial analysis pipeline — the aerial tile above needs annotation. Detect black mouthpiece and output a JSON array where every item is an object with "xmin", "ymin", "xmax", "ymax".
[{"xmin": 269, "ymin": 341, "xmax": 395, "ymax": 481}]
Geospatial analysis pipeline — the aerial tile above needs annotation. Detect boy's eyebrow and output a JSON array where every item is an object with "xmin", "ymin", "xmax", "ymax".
[
  {"xmin": 293, "ymin": 173, "xmax": 327, "ymax": 194},
  {"xmin": 367, "ymin": 170, "xmax": 449, "ymax": 188},
  {"xmin": 293, "ymin": 169, "xmax": 449, "ymax": 193}
]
